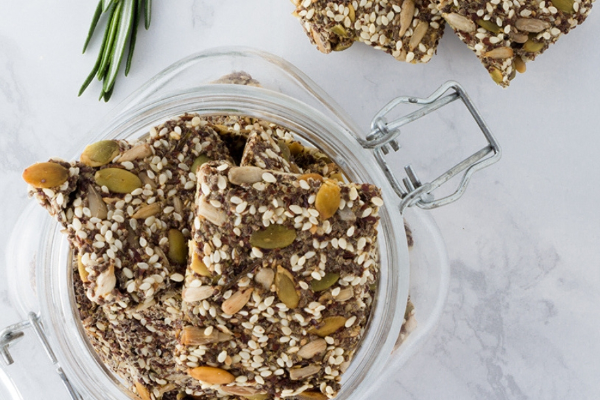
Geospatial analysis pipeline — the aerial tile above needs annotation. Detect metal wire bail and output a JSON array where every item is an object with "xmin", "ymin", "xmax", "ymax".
[{"xmin": 361, "ymin": 81, "xmax": 501, "ymax": 213}]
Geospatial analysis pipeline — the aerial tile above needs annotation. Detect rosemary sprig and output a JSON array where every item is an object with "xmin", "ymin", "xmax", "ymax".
[{"xmin": 79, "ymin": 0, "xmax": 151, "ymax": 102}]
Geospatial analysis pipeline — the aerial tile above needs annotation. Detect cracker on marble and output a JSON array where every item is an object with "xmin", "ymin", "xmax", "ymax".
[
  {"xmin": 293, "ymin": 0, "xmax": 445, "ymax": 63},
  {"xmin": 439, "ymin": 0, "xmax": 594, "ymax": 86}
]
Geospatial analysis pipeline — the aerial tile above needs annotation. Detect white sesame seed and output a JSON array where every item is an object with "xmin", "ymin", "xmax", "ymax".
[
  {"xmin": 371, "ymin": 196, "xmax": 383, "ymax": 206},
  {"xmin": 345, "ymin": 316, "xmax": 357, "ymax": 327},
  {"xmin": 262, "ymin": 172, "xmax": 277, "ymax": 183}
]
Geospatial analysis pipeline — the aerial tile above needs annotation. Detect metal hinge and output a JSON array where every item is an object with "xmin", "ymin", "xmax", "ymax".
[
  {"xmin": 360, "ymin": 81, "xmax": 501, "ymax": 213},
  {"xmin": 0, "ymin": 313, "xmax": 82, "ymax": 400}
]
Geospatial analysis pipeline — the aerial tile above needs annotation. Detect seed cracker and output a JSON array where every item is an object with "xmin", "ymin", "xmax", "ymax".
[
  {"xmin": 26, "ymin": 115, "xmax": 233, "ymax": 307},
  {"xmin": 293, "ymin": 0, "xmax": 445, "ymax": 63},
  {"xmin": 178, "ymin": 161, "xmax": 382, "ymax": 398},
  {"xmin": 439, "ymin": 0, "xmax": 595, "ymax": 86}
]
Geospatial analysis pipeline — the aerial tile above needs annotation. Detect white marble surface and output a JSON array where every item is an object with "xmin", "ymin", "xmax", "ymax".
[{"xmin": 1, "ymin": 1, "xmax": 600, "ymax": 399}]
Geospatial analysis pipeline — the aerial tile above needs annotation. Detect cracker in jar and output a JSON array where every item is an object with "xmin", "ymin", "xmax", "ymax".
[
  {"xmin": 438, "ymin": 0, "xmax": 595, "ymax": 86},
  {"xmin": 24, "ymin": 114, "xmax": 233, "ymax": 307},
  {"xmin": 179, "ymin": 161, "xmax": 382, "ymax": 397},
  {"xmin": 293, "ymin": 0, "xmax": 445, "ymax": 63}
]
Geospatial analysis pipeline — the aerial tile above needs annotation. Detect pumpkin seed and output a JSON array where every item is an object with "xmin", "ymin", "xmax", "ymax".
[
  {"xmin": 551, "ymin": 0, "xmax": 574, "ymax": 12},
  {"xmin": 276, "ymin": 266, "xmax": 300, "ymax": 309},
  {"xmin": 329, "ymin": 172, "xmax": 345, "ymax": 182},
  {"xmin": 333, "ymin": 40, "xmax": 354, "ymax": 52},
  {"xmin": 347, "ymin": 4, "xmax": 356, "ymax": 22},
  {"xmin": 168, "ymin": 229, "xmax": 187, "ymax": 265},
  {"xmin": 329, "ymin": 24, "xmax": 349, "ymax": 37},
  {"xmin": 514, "ymin": 56, "xmax": 526, "ymax": 73},
  {"xmin": 287, "ymin": 142, "xmax": 304, "ymax": 155},
  {"xmin": 522, "ymin": 39, "xmax": 545, "ymax": 52},
  {"xmin": 188, "ymin": 366, "xmax": 235, "ymax": 385},
  {"xmin": 315, "ymin": 180, "xmax": 341, "ymax": 220},
  {"xmin": 308, "ymin": 316, "xmax": 346, "ymax": 337},
  {"xmin": 250, "ymin": 225, "xmax": 297, "ymax": 249},
  {"xmin": 477, "ymin": 19, "xmax": 502, "ymax": 33},
  {"xmin": 489, "ymin": 67, "xmax": 504, "ymax": 84},
  {"xmin": 191, "ymin": 155, "xmax": 211, "ymax": 173},
  {"xmin": 310, "ymin": 272, "xmax": 339, "ymax": 292},
  {"xmin": 94, "ymin": 168, "xmax": 142, "ymax": 193},
  {"xmin": 80, "ymin": 140, "xmax": 120, "ymax": 167},
  {"xmin": 22, "ymin": 162, "xmax": 70, "ymax": 189},
  {"xmin": 278, "ymin": 140, "xmax": 291, "ymax": 161}
]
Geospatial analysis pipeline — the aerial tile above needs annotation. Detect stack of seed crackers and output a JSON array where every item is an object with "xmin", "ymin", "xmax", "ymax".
[{"xmin": 24, "ymin": 107, "xmax": 387, "ymax": 399}]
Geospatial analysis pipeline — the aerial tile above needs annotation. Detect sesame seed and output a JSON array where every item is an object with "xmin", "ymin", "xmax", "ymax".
[{"xmin": 345, "ymin": 316, "xmax": 357, "ymax": 327}]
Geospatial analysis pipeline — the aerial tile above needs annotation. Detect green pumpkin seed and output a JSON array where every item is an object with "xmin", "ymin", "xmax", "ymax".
[
  {"xmin": 191, "ymin": 155, "xmax": 211, "ymax": 173},
  {"xmin": 310, "ymin": 272, "xmax": 340, "ymax": 292},
  {"xmin": 250, "ymin": 225, "xmax": 297, "ymax": 249},
  {"xmin": 551, "ymin": 0, "xmax": 574, "ymax": 12},
  {"xmin": 278, "ymin": 140, "xmax": 291, "ymax": 161},
  {"xmin": 168, "ymin": 229, "xmax": 187, "ymax": 265},
  {"xmin": 276, "ymin": 266, "xmax": 300, "ymax": 309},
  {"xmin": 94, "ymin": 168, "xmax": 142, "ymax": 193},
  {"xmin": 522, "ymin": 39, "xmax": 545, "ymax": 52},
  {"xmin": 329, "ymin": 24, "xmax": 349, "ymax": 37},
  {"xmin": 476, "ymin": 19, "xmax": 502, "ymax": 34},
  {"xmin": 489, "ymin": 67, "xmax": 504, "ymax": 84},
  {"xmin": 308, "ymin": 316, "xmax": 347, "ymax": 337},
  {"xmin": 81, "ymin": 140, "xmax": 120, "ymax": 167}
]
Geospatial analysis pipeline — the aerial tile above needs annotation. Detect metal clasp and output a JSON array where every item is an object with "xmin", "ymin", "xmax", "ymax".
[
  {"xmin": 1, "ymin": 313, "xmax": 82, "ymax": 400},
  {"xmin": 360, "ymin": 81, "xmax": 501, "ymax": 213}
]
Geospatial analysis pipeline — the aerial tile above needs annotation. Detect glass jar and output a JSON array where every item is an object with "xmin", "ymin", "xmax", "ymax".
[{"xmin": 0, "ymin": 47, "xmax": 500, "ymax": 400}]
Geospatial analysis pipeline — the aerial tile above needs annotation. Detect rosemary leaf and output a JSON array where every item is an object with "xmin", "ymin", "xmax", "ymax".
[
  {"xmin": 144, "ymin": 0, "xmax": 151, "ymax": 29},
  {"xmin": 103, "ymin": 0, "xmax": 135, "ymax": 93},
  {"xmin": 125, "ymin": 0, "xmax": 141, "ymax": 76},
  {"xmin": 79, "ymin": 3, "xmax": 114, "ymax": 96},
  {"xmin": 83, "ymin": 0, "xmax": 103, "ymax": 54},
  {"xmin": 101, "ymin": 0, "xmax": 113, "ymax": 12},
  {"xmin": 97, "ymin": 0, "xmax": 123, "ymax": 81}
]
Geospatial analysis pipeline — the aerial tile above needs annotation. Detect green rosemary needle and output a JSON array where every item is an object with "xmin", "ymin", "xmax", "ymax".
[{"xmin": 79, "ymin": 0, "xmax": 151, "ymax": 102}]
